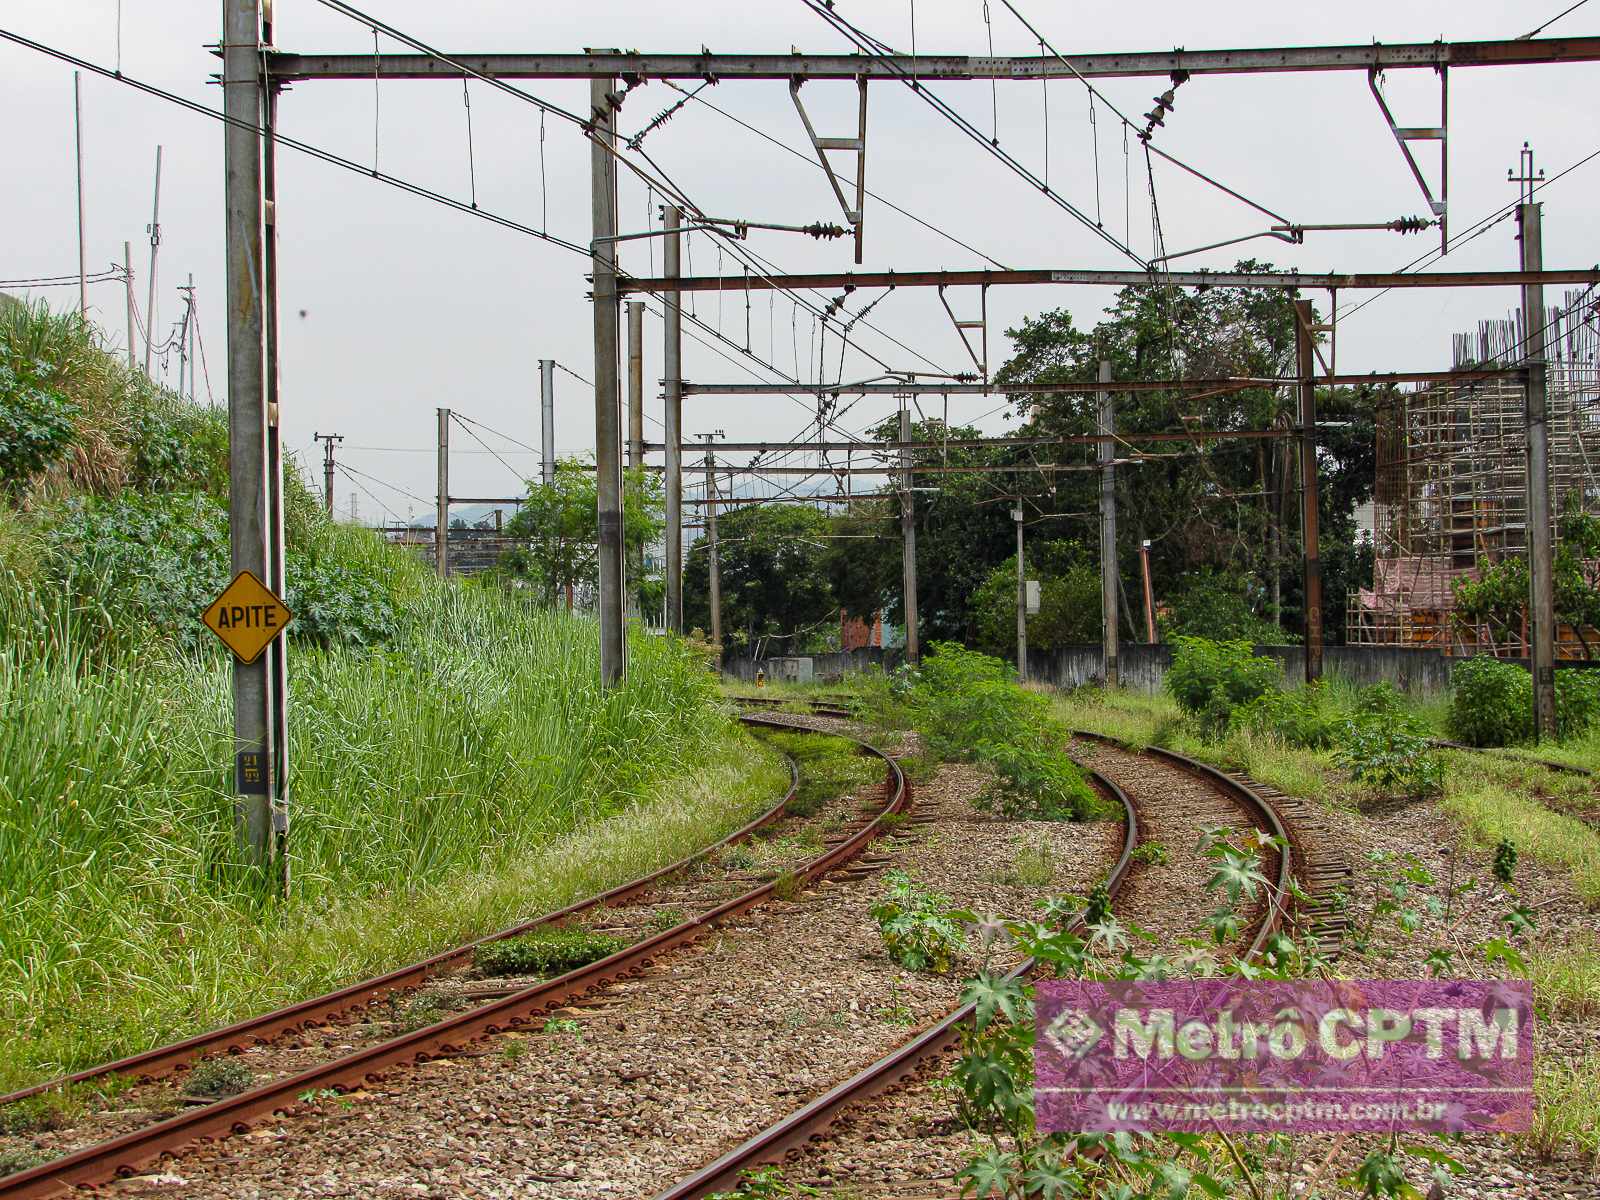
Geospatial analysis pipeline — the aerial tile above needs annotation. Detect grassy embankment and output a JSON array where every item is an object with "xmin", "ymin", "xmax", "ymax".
[{"xmin": 0, "ymin": 302, "xmax": 785, "ymax": 1094}]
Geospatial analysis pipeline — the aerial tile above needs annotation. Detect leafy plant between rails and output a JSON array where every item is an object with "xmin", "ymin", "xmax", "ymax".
[
  {"xmin": 473, "ymin": 928, "xmax": 630, "ymax": 978},
  {"xmin": 872, "ymin": 870, "xmax": 965, "ymax": 973}
]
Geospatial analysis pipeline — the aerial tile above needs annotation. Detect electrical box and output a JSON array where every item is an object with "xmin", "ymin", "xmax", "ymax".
[{"xmin": 1025, "ymin": 580, "xmax": 1041, "ymax": 615}]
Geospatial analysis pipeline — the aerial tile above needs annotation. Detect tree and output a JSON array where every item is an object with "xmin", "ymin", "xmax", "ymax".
[
  {"xmin": 991, "ymin": 263, "xmax": 1376, "ymax": 646},
  {"xmin": 684, "ymin": 503, "xmax": 837, "ymax": 657},
  {"xmin": 970, "ymin": 543, "xmax": 1102, "ymax": 660},
  {"xmin": 499, "ymin": 460, "xmax": 663, "ymax": 609}
]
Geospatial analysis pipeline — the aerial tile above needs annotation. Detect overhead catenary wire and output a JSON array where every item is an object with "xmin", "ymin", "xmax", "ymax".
[
  {"xmin": 0, "ymin": 27, "xmax": 593, "ymax": 258},
  {"xmin": 995, "ymin": 0, "xmax": 1293, "ymax": 228},
  {"xmin": 799, "ymin": 0, "xmax": 1150, "ymax": 268}
]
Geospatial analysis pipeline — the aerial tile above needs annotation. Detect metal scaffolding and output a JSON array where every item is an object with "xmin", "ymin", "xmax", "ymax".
[{"xmin": 1349, "ymin": 289, "xmax": 1600, "ymax": 654}]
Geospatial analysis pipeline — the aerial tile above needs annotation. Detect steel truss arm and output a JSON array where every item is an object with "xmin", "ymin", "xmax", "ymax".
[
  {"xmin": 789, "ymin": 77, "xmax": 868, "ymax": 262},
  {"xmin": 263, "ymin": 36, "xmax": 1600, "ymax": 82},
  {"xmin": 622, "ymin": 267, "xmax": 1600, "ymax": 294}
]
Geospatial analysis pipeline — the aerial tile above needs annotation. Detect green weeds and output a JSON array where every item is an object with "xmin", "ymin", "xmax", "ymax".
[
  {"xmin": 871, "ymin": 871, "xmax": 964, "ymax": 973},
  {"xmin": 473, "ymin": 928, "xmax": 629, "ymax": 978}
]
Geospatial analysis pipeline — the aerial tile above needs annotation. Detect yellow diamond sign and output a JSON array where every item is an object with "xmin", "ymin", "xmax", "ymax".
[{"xmin": 202, "ymin": 570, "xmax": 293, "ymax": 664}]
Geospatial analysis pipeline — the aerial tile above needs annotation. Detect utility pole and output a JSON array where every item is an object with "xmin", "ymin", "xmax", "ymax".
[
  {"xmin": 626, "ymin": 299, "xmax": 644, "ymax": 618},
  {"xmin": 314, "ymin": 432, "xmax": 342, "ymax": 514},
  {"xmin": 184, "ymin": 273, "xmax": 197, "ymax": 402},
  {"xmin": 1098, "ymin": 359, "xmax": 1119, "ymax": 687},
  {"xmin": 1514, "ymin": 143, "xmax": 1557, "ymax": 737},
  {"xmin": 123, "ymin": 241, "xmax": 135, "ymax": 367},
  {"xmin": 1294, "ymin": 299, "xmax": 1323, "ymax": 684},
  {"xmin": 539, "ymin": 358, "xmax": 555, "ymax": 485},
  {"xmin": 436, "ymin": 407, "xmax": 450, "ymax": 578},
  {"xmin": 663, "ymin": 205, "xmax": 685, "ymax": 634},
  {"xmin": 627, "ymin": 300, "xmax": 645, "ymax": 469},
  {"xmin": 591, "ymin": 72, "xmax": 625, "ymax": 686},
  {"xmin": 701, "ymin": 432, "xmax": 724, "ymax": 665},
  {"xmin": 222, "ymin": 0, "xmax": 279, "ymax": 873},
  {"xmin": 1014, "ymin": 505, "xmax": 1027, "ymax": 681},
  {"xmin": 74, "ymin": 72, "xmax": 87, "ymax": 321},
  {"xmin": 899, "ymin": 398, "xmax": 920, "ymax": 664},
  {"xmin": 262, "ymin": 1, "xmax": 290, "ymax": 894},
  {"xmin": 1139, "ymin": 540, "xmax": 1158, "ymax": 642},
  {"xmin": 143, "ymin": 144, "xmax": 163, "ymax": 375}
]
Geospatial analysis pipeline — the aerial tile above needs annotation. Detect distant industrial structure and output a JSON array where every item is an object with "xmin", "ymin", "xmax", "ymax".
[{"xmin": 1350, "ymin": 290, "xmax": 1600, "ymax": 655}]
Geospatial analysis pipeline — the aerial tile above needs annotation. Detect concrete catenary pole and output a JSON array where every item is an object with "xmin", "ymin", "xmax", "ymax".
[
  {"xmin": 1520, "ymin": 200, "xmax": 1557, "ymax": 737},
  {"xmin": 703, "ymin": 434, "xmax": 723, "ymax": 664},
  {"xmin": 1139, "ymin": 540, "xmax": 1157, "ymax": 642},
  {"xmin": 627, "ymin": 300, "xmax": 645, "ymax": 469},
  {"xmin": 590, "ymin": 74, "xmax": 625, "ymax": 685},
  {"xmin": 123, "ymin": 241, "xmax": 135, "ymax": 367},
  {"xmin": 625, "ymin": 299, "xmax": 645, "ymax": 617},
  {"xmin": 143, "ymin": 144, "xmax": 163, "ymax": 375},
  {"xmin": 1014, "ymin": 505, "xmax": 1027, "ymax": 681},
  {"xmin": 261, "ymin": 28, "xmax": 290, "ymax": 889},
  {"xmin": 899, "ymin": 400, "xmax": 920, "ymax": 664},
  {"xmin": 1295, "ymin": 299, "xmax": 1323, "ymax": 684},
  {"xmin": 538, "ymin": 358, "xmax": 555, "ymax": 485},
  {"xmin": 663, "ymin": 206, "xmax": 685, "ymax": 633},
  {"xmin": 1097, "ymin": 359, "xmax": 1118, "ymax": 686},
  {"xmin": 436, "ymin": 407, "xmax": 450, "ymax": 578},
  {"xmin": 222, "ymin": 0, "xmax": 274, "ymax": 867},
  {"xmin": 315, "ymin": 432, "xmax": 342, "ymax": 514},
  {"xmin": 74, "ymin": 72, "xmax": 87, "ymax": 321}
]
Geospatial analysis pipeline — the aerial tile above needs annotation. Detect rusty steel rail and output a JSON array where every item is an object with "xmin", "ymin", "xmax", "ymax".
[
  {"xmin": 0, "ymin": 721, "xmax": 906, "ymax": 1200},
  {"xmin": 0, "ymin": 715, "xmax": 800, "ymax": 1112},
  {"xmin": 1430, "ymin": 737, "xmax": 1596, "ymax": 777},
  {"xmin": 653, "ymin": 735, "xmax": 1301, "ymax": 1200}
]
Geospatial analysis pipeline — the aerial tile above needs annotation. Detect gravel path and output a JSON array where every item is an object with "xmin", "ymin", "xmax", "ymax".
[{"xmin": 92, "ymin": 746, "xmax": 1121, "ymax": 1199}]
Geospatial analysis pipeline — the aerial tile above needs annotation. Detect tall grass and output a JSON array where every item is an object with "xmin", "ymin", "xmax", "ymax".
[{"xmin": 0, "ymin": 548, "xmax": 780, "ymax": 1091}]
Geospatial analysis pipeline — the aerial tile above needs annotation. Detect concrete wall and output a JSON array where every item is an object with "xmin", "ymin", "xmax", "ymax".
[
  {"xmin": 1023, "ymin": 643, "xmax": 1459, "ymax": 696},
  {"xmin": 722, "ymin": 646, "xmax": 905, "ymax": 683}
]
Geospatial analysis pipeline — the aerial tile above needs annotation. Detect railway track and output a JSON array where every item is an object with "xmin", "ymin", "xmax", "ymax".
[
  {"xmin": 0, "ymin": 717, "xmax": 907, "ymax": 1200},
  {"xmin": 652, "ymin": 728, "xmax": 1344, "ymax": 1200}
]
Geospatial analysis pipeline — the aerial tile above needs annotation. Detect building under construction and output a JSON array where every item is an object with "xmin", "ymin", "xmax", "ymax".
[{"xmin": 1349, "ymin": 289, "xmax": 1600, "ymax": 655}]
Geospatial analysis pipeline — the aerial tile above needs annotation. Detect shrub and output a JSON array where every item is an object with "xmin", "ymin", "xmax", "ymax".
[
  {"xmin": 912, "ymin": 643, "xmax": 1105, "ymax": 820},
  {"xmin": 1335, "ymin": 721, "xmax": 1444, "ymax": 796},
  {"xmin": 473, "ymin": 928, "xmax": 629, "ymax": 977},
  {"xmin": 871, "ymin": 870, "xmax": 964, "ymax": 973},
  {"xmin": 1555, "ymin": 670, "xmax": 1600, "ymax": 741},
  {"xmin": 0, "ymin": 354, "xmax": 77, "ymax": 491},
  {"xmin": 1165, "ymin": 636, "xmax": 1279, "ymax": 728},
  {"xmin": 1447, "ymin": 657, "xmax": 1533, "ymax": 747},
  {"xmin": 975, "ymin": 739, "xmax": 1103, "ymax": 821},
  {"xmin": 1230, "ymin": 683, "xmax": 1345, "ymax": 749}
]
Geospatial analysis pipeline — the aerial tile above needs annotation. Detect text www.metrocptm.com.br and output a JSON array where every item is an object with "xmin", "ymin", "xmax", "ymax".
[{"xmin": 1095, "ymin": 1096, "xmax": 1464, "ymax": 1124}]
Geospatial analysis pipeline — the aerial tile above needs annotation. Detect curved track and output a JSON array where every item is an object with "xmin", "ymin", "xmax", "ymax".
[
  {"xmin": 652, "ymin": 727, "xmax": 1319, "ymax": 1200},
  {"xmin": 0, "ymin": 718, "xmax": 907, "ymax": 1200}
]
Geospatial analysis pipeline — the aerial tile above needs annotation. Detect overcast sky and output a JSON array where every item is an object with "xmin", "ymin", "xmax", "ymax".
[{"xmin": 4, "ymin": 1, "xmax": 1596, "ymax": 523}]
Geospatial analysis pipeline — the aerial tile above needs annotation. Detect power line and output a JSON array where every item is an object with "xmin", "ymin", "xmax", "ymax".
[
  {"xmin": 657, "ymin": 79, "xmax": 1010, "ymax": 270},
  {"xmin": 1342, "ymin": 141, "xmax": 1600, "ymax": 322},
  {"xmin": 997, "ymin": 0, "xmax": 1292, "ymax": 227},
  {"xmin": 1522, "ymin": 0, "xmax": 1592, "ymax": 39},
  {"xmin": 800, "ymin": 0, "xmax": 1149, "ymax": 268},
  {"xmin": 0, "ymin": 27, "xmax": 592, "ymax": 258}
]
